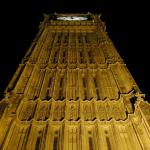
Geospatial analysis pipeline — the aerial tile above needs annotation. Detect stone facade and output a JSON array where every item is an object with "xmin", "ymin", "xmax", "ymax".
[{"xmin": 0, "ymin": 13, "xmax": 150, "ymax": 150}]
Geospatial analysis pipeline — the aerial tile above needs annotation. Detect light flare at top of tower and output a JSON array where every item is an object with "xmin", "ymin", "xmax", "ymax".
[{"xmin": 57, "ymin": 16, "xmax": 88, "ymax": 21}]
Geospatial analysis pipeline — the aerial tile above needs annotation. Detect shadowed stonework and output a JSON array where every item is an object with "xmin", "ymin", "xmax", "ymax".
[{"xmin": 0, "ymin": 13, "xmax": 150, "ymax": 150}]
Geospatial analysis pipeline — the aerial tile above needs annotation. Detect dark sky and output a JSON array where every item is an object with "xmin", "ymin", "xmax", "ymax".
[{"xmin": 0, "ymin": 0, "xmax": 150, "ymax": 100}]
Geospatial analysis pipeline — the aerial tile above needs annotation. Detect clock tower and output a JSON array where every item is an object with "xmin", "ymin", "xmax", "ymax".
[{"xmin": 0, "ymin": 13, "xmax": 150, "ymax": 150}]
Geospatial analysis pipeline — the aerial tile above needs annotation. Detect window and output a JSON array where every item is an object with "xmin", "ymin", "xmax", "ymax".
[
  {"xmin": 44, "ymin": 76, "xmax": 54, "ymax": 100},
  {"xmin": 58, "ymin": 77, "xmax": 65, "ymax": 100},
  {"xmin": 83, "ymin": 77, "xmax": 87, "ymax": 100},
  {"xmin": 64, "ymin": 33, "xmax": 68, "ymax": 44},
  {"xmin": 53, "ymin": 137, "xmax": 58, "ymax": 150},
  {"xmin": 60, "ymin": 77, "xmax": 63, "ymax": 87},
  {"xmin": 46, "ymin": 89, "xmax": 49, "ymax": 99},
  {"xmin": 105, "ymin": 130, "xmax": 111, "ymax": 150},
  {"xmin": 58, "ymin": 89, "xmax": 63, "ymax": 99},
  {"xmin": 35, "ymin": 131, "xmax": 42, "ymax": 150},
  {"xmin": 106, "ymin": 136, "xmax": 111, "ymax": 150},
  {"xmin": 83, "ymin": 77, "xmax": 86, "ymax": 88},
  {"xmin": 62, "ymin": 51, "xmax": 67, "ymax": 63},
  {"xmin": 52, "ymin": 51, "xmax": 58, "ymax": 63},
  {"xmin": 57, "ymin": 33, "xmax": 62, "ymax": 44},
  {"xmin": 89, "ymin": 137, "xmax": 93, "ymax": 150},
  {"xmin": 50, "ymin": 32, "xmax": 56, "ymax": 46},
  {"xmin": 93, "ymin": 77, "xmax": 100, "ymax": 100},
  {"xmin": 88, "ymin": 50, "xmax": 94, "ymax": 63},
  {"xmin": 53, "ymin": 131, "xmax": 58, "ymax": 150},
  {"xmin": 93, "ymin": 77, "xmax": 98, "ymax": 87},
  {"xmin": 78, "ymin": 33, "xmax": 82, "ymax": 43},
  {"xmin": 84, "ymin": 90, "xmax": 87, "ymax": 100},
  {"xmin": 85, "ymin": 35, "xmax": 88, "ymax": 43},
  {"xmin": 80, "ymin": 51, "xmax": 84, "ymax": 63},
  {"xmin": 52, "ymin": 48, "xmax": 59, "ymax": 63},
  {"xmin": 96, "ymin": 89, "xmax": 100, "ymax": 100},
  {"xmin": 70, "ymin": 32, "xmax": 75, "ymax": 44},
  {"xmin": 35, "ymin": 136, "xmax": 41, "ymax": 150},
  {"xmin": 48, "ymin": 77, "xmax": 52, "ymax": 87}
]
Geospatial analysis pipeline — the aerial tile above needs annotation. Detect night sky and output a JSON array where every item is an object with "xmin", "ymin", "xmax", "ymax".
[{"xmin": 0, "ymin": 0, "xmax": 150, "ymax": 100}]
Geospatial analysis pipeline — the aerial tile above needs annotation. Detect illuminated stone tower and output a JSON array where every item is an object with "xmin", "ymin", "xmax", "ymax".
[{"xmin": 0, "ymin": 13, "xmax": 150, "ymax": 150}]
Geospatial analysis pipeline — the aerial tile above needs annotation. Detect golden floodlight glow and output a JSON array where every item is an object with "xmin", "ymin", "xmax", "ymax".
[{"xmin": 0, "ymin": 13, "xmax": 150, "ymax": 150}]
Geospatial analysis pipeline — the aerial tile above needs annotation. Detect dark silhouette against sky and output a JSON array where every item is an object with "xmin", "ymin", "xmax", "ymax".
[{"xmin": 0, "ymin": 0, "xmax": 150, "ymax": 100}]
